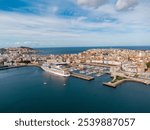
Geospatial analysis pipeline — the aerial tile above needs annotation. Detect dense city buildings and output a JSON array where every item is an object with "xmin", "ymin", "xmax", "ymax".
[{"xmin": 0, "ymin": 47, "xmax": 150, "ymax": 84}]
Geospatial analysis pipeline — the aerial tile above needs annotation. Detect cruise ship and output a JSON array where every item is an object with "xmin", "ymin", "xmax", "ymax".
[{"xmin": 41, "ymin": 64, "xmax": 70, "ymax": 77}]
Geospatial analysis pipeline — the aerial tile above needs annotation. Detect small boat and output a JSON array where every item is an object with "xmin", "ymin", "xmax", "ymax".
[
  {"xmin": 79, "ymin": 71, "xmax": 85, "ymax": 74},
  {"xmin": 43, "ymin": 82, "xmax": 47, "ymax": 85},
  {"xmin": 96, "ymin": 74, "xmax": 102, "ymax": 77}
]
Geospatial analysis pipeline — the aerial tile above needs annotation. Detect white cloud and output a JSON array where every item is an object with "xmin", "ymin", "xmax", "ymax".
[
  {"xmin": 116, "ymin": 0, "xmax": 138, "ymax": 10},
  {"xmin": 0, "ymin": 0, "xmax": 150, "ymax": 48},
  {"xmin": 76, "ymin": 0, "xmax": 108, "ymax": 8}
]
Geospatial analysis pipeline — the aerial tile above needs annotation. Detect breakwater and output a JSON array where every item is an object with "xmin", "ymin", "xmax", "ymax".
[{"xmin": 103, "ymin": 78, "xmax": 150, "ymax": 88}]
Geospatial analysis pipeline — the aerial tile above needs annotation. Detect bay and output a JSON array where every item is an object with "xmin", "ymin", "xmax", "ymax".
[{"xmin": 0, "ymin": 46, "xmax": 150, "ymax": 113}]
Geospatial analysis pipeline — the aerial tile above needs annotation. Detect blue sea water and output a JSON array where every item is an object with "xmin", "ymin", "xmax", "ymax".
[
  {"xmin": 0, "ymin": 46, "xmax": 150, "ymax": 113},
  {"xmin": 36, "ymin": 46, "xmax": 150, "ymax": 55}
]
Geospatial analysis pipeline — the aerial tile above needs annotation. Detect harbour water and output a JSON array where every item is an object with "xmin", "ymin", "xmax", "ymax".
[{"xmin": 0, "ymin": 46, "xmax": 150, "ymax": 113}]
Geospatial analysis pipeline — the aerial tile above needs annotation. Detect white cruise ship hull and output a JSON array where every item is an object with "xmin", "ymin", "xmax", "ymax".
[{"xmin": 41, "ymin": 66, "xmax": 70, "ymax": 77}]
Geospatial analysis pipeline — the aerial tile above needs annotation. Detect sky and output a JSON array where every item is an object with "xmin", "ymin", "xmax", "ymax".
[{"xmin": 0, "ymin": 0, "xmax": 150, "ymax": 47}]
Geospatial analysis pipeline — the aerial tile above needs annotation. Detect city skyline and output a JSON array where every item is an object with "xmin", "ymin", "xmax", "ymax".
[{"xmin": 0, "ymin": 0, "xmax": 150, "ymax": 47}]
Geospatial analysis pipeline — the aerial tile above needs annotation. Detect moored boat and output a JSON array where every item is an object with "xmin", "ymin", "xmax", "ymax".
[{"xmin": 41, "ymin": 64, "xmax": 70, "ymax": 77}]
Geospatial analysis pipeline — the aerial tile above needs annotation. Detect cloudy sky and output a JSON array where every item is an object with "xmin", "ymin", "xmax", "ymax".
[{"xmin": 0, "ymin": 0, "xmax": 150, "ymax": 47}]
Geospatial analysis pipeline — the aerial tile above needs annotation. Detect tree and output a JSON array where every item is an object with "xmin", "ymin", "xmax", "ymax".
[
  {"xmin": 19, "ymin": 60, "xmax": 31, "ymax": 64},
  {"xmin": 146, "ymin": 62, "xmax": 150, "ymax": 68}
]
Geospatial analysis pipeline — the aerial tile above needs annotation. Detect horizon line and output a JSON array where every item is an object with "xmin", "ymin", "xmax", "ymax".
[{"xmin": 1, "ymin": 45, "xmax": 150, "ymax": 49}]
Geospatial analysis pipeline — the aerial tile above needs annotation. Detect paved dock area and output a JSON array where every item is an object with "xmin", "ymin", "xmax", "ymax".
[
  {"xmin": 103, "ymin": 78, "xmax": 150, "ymax": 88},
  {"xmin": 71, "ymin": 72, "xmax": 94, "ymax": 81},
  {"xmin": 87, "ymin": 63, "xmax": 116, "ymax": 67}
]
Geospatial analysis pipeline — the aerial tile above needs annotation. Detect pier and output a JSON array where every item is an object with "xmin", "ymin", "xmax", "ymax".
[
  {"xmin": 71, "ymin": 72, "xmax": 94, "ymax": 81},
  {"xmin": 103, "ymin": 78, "xmax": 150, "ymax": 88}
]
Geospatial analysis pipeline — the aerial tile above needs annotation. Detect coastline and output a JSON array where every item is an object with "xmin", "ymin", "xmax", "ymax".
[
  {"xmin": 0, "ymin": 64, "xmax": 41, "ymax": 71},
  {"xmin": 1, "ymin": 64, "xmax": 150, "ymax": 88},
  {"xmin": 1, "ymin": 46, "xmax": 150, "ymax": 88}
]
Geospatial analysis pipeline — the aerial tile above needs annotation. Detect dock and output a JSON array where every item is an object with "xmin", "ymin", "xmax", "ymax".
[
  {"xmin": 87, "ymin": 63, "xmax": 116, "ymax": 67},
  {"xmin": 103, "ymin": 78, "xmax": 150, "ymax": 88},
  {"xmin": 103, "ymin": 80, "xmax": 127, "ymax": 88},
  {"xmin": 71, "ymin": 72, "xmax": 94, "ymax": 81}
]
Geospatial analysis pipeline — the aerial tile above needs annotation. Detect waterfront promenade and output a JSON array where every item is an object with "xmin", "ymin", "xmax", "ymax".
[
  {"xmin": 87, "ymin": 63, "xmax": 116, "ymax": 68},
  {"xmin": 0, "ymin": 64, "xmax": 41, "ymax": 70}
]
